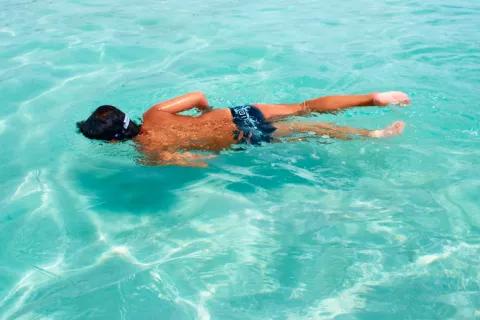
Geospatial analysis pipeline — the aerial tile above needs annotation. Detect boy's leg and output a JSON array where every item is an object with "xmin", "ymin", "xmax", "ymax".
[
  {"xmin": 253, "ymin": 91, "xmax": 410, "ymax": 121},
  {"xmin": 273, "ymin": 121, "xmax": 405, "ymax": 139}
]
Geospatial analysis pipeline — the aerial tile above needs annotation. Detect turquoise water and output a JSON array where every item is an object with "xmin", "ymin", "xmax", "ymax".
[{"xmin": 1, "ymin": 0, "xmax": 479, "ymax": 318}]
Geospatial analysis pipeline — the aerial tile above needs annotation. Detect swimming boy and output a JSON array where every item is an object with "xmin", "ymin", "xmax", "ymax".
[{"xmin": 77, "ymin": 91, "xmax": 410, "ymax": 166}]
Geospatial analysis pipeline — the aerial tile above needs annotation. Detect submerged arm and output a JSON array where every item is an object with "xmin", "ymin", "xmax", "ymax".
[{"xmin": 140, "ymin": 151, "xmax": 216, "ymax": 167}]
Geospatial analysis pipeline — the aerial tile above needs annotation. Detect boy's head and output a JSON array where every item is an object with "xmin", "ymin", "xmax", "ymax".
[{"xmin": 77, "ymin": 105, "xmax": 141, "ymax": 141}]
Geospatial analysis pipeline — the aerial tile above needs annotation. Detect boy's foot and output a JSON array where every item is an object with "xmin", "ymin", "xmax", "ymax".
[
  {"xmin": 373, "ymin": 91, "xmax": 410, "ymax": 107},
  {"xmin": 369, "ymin": 121, "xmax": 406, "ymax": 138}
]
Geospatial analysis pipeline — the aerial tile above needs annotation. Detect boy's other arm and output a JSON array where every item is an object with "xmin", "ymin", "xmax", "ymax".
[{"xmin": 144, "ymin": 92, "xmax": 210, "ymax": 118}]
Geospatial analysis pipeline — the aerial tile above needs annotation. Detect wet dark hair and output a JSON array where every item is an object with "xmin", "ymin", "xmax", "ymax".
[{"xmin": 77, "ymin": 105, "xmax": 141, "ymax": 141}]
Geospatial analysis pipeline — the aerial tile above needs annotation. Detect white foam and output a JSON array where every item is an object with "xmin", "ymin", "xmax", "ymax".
[
  {"xmin": 156, "ymin": 36, "xmax": 209, "ymax": 72},
  {"xmin": 66, "ymin": 35, "xmax": 82, "ymax": 48},
  {"xmin": 0, "ymin": 252, "xmax": 66, "ymax": 319},
  {"xmin": 0, "ymin": 271, "xmax": 33, "ymax": 306},
  {"xmin": 307, "ymin": 282, "xmax": 367, "ymax": 320},
  {"xmin": 18, "ymin": 69, "xmax": 105, "ymax": 121},
  {"xmin": 244, "ymin": 208, "xmax": 274, "ymax": 221},
  {"xmin": 11, "ymin": 50, "xmax": 38, "ymax": 65},
  {"xmin": 97, "ymin": 246, "xmax": 144, "ymax": 266},
  {"xmin": 416, "ymin": 253, "xmax": 451, "ymax": 266},
  {"xmin": 0, "ymin": 119, "xmax": 6, "ymax": 135},
  {"xmin": 0, "ymin": 28, "xmax": 15, "ymax": 36},
  {"xmin": 111, "ymin": 246, "xmax": 129, "ymax": 255},
  {"xmin": 367, "ymin": 221, "xmax": 407, "ymax": 243},
  {"xmin": 289, "ymin": 283, "xmax": 306, "ymax": 300},
  {"xmin": 208, "ymin": 172, "xmax": 244, "ymax": 183},
  {"xmin": 0, "ymin": 286, "xmax": 33, "ymax": 320},
  {"xmin": 0, "ymin": 265, "xmax": 60, "ymax": 320},
  {"xmin": 10, "ymin": 170, "xmax": 42, "ymax": 201},
  {"xmin": 175, "ymin": 296, "xmax": 211, "ymax": 320}
]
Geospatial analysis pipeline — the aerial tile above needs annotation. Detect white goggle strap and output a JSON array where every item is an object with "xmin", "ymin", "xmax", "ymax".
[{"xmin": 123, "ymin": 115, "xmax": 130, "ymax": 130}]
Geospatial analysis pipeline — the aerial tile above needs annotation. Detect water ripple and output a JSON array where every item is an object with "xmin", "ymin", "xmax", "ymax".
[{"xmin": 1, "ymin": 0, "xmax": 479, "ymax": 318}]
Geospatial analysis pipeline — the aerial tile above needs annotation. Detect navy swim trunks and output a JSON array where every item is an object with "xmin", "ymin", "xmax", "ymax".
[{"xmin": 229, "ymin": 105, "xmax": 277, "ymax": 145}]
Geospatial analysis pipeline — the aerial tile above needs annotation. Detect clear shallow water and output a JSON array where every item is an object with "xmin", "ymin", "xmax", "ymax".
[{"xmin": 1, "ymin": 0, "xmax": 479, "ymax": 318}]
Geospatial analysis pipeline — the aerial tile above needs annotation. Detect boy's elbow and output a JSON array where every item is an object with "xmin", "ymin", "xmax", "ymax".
[
  {"xmin": 191, "ymin": 91, "xmax": 208, "ymax": 106},
  {"xmin": 190, "ymin": 91, "xmax": 206, "ymax": 99}
]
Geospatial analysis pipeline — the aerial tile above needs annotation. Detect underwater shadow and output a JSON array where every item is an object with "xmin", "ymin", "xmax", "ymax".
[{"xmin": 71, "ymin": 161, "xmax": 209, "ymax": 216}]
